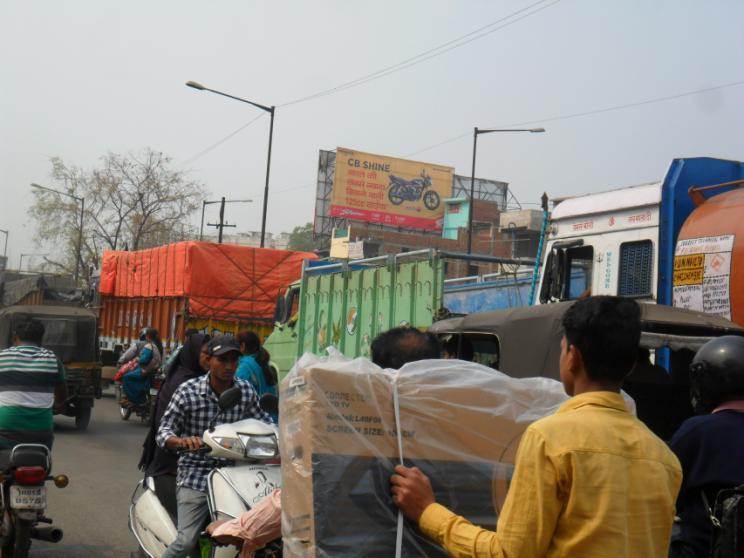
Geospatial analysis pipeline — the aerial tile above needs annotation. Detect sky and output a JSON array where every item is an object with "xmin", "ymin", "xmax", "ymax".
[{"xmin": 1, "ymin": 0, "xmax": 743, "ymax": 271}]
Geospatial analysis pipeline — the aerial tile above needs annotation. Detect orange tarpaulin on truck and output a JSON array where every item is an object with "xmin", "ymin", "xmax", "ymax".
[{"xmin": 99, "ymin": 242, "xmax": 315, "ymax": 321}]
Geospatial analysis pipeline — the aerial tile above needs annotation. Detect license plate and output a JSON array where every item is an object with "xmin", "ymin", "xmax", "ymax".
[
  {"xmin": 149, "ymin": 388, "xmax": 158, "ymax": 395},
  {"xmin": 10, "ymin": 486, "xmax": 46, "ymax": 510}
]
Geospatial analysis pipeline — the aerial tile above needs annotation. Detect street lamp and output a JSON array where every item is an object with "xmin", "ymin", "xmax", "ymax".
[
  {"xmin": 186, "ymin": 80, "xmax": 275, "ymax": 248},
  {"xmin": 199, "ymin": 198, "xmax": 253, "ymax": 242},
  {"xmin": 0, "ymin": 229, "xmax": 8, "ymax": 258},
  {"xmin": 467, "ymin": 127, "xmax": 545, "ymax": 254},
  {"xmin": 30, "ymin": 183, "xmax": 85, "ymax": 284},
  {"xmin": 19, "ymin": 253, "xmax": 48, "ymax": 273}
]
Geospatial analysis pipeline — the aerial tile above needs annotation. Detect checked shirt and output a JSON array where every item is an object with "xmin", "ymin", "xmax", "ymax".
[{"xmin": 156, "ymin": 374, "xmax": 271, "ymax": 492}]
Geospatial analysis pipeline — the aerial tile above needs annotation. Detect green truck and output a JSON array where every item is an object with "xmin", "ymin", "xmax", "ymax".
[{"xmin": 264, "ymin": 250, "xmax": 530, "ymax": 379}]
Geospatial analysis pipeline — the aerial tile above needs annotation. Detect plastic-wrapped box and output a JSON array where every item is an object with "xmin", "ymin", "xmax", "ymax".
[{"xmin": 279, "ymin": 352, "xmax": 572, "ymax": 557}]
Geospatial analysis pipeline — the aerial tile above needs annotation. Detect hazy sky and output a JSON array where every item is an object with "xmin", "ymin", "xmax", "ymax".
[{"xmin": 1, "ymin": 0, "xmax": 743, "ymax": 270}]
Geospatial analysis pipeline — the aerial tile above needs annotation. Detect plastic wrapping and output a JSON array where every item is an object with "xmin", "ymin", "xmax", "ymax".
[{"xmin": 279, "ymin": 351, "xmax": 586, "ymax": 557}]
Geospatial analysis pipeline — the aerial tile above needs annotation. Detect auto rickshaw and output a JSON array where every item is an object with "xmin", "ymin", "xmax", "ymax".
[
  {"xmin": 430, "ymin": 301, "xmax": 744, "ymax": 441},
  {"xmin": 0, "ymin": 305, "xmax": 102, "ymax": 430}
]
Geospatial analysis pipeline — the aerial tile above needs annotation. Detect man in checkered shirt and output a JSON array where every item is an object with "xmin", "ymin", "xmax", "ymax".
[{"xmin": 157, "ymin": 335, "xmax": 271, "ymax": 558}]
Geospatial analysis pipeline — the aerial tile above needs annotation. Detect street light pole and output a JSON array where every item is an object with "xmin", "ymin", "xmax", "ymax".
[
  {"xmin": 186, "ymin": 81, "xmax": 275, "ymax": 248},
  {"xmin": 30, "ymin": 183, "xmax": 85, "ymax": 284},
  {"xmin": 260, "ymin": 107, "xmax": 275, "ymax": 249},
  {"xmin": 466, "ymin": 127, "xmax": 545, "ymax": 254}
]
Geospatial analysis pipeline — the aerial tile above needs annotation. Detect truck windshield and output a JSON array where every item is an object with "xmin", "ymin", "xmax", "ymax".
[{"xmin": 565, "ymin": 246, "xmax": 593, "ymax": 299}]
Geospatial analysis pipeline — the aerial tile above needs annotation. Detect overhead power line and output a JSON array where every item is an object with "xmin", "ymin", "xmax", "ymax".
[
  {"xmin": 406, "ymin": 78, "xmax": 744, "ymax": 157},
  {"xmin": 180, "ymin": 0, "xmax": 561, "ymax": 164},
  {"xmin": 181, "ymin": 113, "xmax": 266, "ymax": 166},
  {"xmin": 279, "ymin": 0, "xmax": 561, "ymax": 107}
]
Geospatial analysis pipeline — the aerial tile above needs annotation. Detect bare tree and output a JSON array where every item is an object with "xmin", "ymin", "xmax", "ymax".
[{"xmin": 29, "ymin": 148, "xmax": 205, "ymax": 285}]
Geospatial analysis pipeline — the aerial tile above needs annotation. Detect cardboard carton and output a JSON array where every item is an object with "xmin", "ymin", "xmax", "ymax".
[{"xmin": 280, "ymin": 354, "xmax": 569, "ymax": 557}]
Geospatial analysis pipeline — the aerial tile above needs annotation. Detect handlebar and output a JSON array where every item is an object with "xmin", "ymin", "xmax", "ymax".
[{"xmin": 176, "ymin": 445, "xmax": 212, "ymax": 455}]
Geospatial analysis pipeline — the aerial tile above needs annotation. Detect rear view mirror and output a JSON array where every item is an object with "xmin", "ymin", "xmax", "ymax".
[
  {"xmin": 260, "ymin": 394, "xmax": 279, "ymax": 416},
  {"xmin": 218, "ymin": 386, "xmax": 242, "ymax": 412}
]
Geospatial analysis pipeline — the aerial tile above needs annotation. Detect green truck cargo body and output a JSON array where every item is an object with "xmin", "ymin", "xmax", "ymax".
[{"xmin": 266, "ymin": 251, "xmax": 445, "ymax": 378}]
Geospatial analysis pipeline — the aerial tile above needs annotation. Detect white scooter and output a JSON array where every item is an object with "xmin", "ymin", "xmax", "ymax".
[{"xmin": 128, "ymin": 388, "xmax": 281, "ymax": 558}]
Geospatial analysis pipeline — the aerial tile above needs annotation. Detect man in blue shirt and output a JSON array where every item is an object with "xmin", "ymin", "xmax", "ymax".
[{"xmin": 669, "ymin": 336, "xmax": 744, "ymax": 558}]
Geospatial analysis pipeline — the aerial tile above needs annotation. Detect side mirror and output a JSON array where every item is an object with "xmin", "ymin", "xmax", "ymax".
[
  {"xmin": 218, "ymin": 386, "xmax": 242, "ymax": 412},
  {"xmin": 539, "ymin": 250, "xmax": 556, "ymax": 304},
  {"xmin": 260, "ymin": 394, "xmax": 279, "ymax": 416}
]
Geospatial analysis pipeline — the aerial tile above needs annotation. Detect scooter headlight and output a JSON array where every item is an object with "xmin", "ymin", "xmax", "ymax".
[
  {"xmin": 238, "ymin": 434, "xmax": 279, "ymax": 459},
  {"xmin": 212, "ymin": 436, "xmax": 243, "ymax": 452}
]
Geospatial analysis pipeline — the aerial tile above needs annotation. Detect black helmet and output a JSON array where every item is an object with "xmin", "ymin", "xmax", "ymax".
[
  {"xmin": 138, "ymin": 328, "xmax": 148, "ymax": 341},
  {"xmin": 689, "ymin": 335, "xmax": 744, "ymax": 414}
]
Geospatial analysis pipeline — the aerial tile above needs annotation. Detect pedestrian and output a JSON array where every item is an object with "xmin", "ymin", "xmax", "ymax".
[
  {"xmin": 138, "ymin": 332, "xmax": 210, "ymax": 520},
  {"xmin": 157, "ymin": 335, "xmax": 271, "ymax": 558},
  {"xmin": 370, "ymin": 326, "xmax": 441, "ymax": 368},
  {"xmin": 121, "ymin": 327, "xmax": 163, "ymax": 408},
  {"xmin": 668, "ymin": 335, "xmax": 744, "ymax": 558},
  {"xmin": 235, "ymin": 331, "xmax": 278, "ymax": 422},
  {"xmin": 390, "ymin": 296, "xmax": 682, "ymax": 557},
  {"xmin": 0, "ymin": 319, "xmax": 68, "ymax": 452}
]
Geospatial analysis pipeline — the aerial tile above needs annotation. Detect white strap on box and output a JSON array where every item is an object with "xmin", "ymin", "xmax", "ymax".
[{"xmin": 393, "ymin": 375, "xmax": 404, "ymax": 558}]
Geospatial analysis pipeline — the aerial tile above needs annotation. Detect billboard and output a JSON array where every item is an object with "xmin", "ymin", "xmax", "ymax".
[{"xmin": 330, "ymin": 147, "xmax": 454, "ymax": 231}]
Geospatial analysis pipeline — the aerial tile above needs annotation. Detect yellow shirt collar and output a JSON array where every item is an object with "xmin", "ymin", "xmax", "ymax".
[{"xmin": 556, "ymin": 390, "xmax": 630, "ymax": 414}]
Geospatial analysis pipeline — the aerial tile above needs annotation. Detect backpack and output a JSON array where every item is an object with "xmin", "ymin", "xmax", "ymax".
[{"xmin": 702, "ymin": 485, "xmax": 744, "ymax": 557}]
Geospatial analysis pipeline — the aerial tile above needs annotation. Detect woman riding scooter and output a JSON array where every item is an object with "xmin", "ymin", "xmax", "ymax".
[{"xmin": 121, "ymin": 328, "xmax": 163, "ymax": 409}]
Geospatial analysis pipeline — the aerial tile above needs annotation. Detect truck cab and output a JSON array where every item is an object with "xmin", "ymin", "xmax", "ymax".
[
  {"xmin": 536, "ymin": 157, "xmax": 744, "ymax": 326},
  {"xmin": 538, "ymin": 182, "xmax": 661, "ymax": 304}
]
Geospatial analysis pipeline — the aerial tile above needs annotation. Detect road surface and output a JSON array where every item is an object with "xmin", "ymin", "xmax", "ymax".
[{"xmin": 33, "ymin": 393, "xmax": 147, "ymax": 557}]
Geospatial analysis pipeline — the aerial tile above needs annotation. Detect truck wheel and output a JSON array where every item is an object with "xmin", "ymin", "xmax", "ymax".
[
  {"xmin": 120, "ymin": 406, "xmax": 132, "ymax": 421},
  {"xmin": 75, "ymin": 407, "xmax": 92, "ymax": 430}
]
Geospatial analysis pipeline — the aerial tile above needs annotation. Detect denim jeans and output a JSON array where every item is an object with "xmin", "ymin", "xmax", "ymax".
[{"xmin": 162, "ymin": 486, "xmax": 209, "ymax": 558}]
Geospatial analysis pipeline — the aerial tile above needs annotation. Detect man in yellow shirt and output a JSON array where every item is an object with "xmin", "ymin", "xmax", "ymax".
[{"xmin": 391, "ymin": 296, "xmax": 682, "ymax": 557}]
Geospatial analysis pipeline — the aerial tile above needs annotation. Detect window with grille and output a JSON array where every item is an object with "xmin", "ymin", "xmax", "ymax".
[{"xmin": 618, "ymin": 240, "xmax": 653, "ymax": 297}]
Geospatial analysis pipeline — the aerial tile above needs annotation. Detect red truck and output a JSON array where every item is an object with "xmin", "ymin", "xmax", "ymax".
[{"xmin": 97, "ymin": 241, "xmax": 315, "ymax": 369}]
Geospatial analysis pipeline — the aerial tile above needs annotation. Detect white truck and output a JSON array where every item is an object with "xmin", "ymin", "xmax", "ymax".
[{"xmin": 535, "ymin": 157, "xmax": 744, "ymax": 329}]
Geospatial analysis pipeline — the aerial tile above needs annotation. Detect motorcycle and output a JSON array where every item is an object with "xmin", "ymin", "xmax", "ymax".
[
  {"xmin": 116, "ymin": 371, "xmax": 164, "ymax": 423},
  {"xmin": 129, "ymin": 389, "xmax": 281, "ymax": 558},
  {"xmin": 0, "ymin": 445, "xmax": 69, "ymax": 558},
  {"xmin": 387, "ymin": 170, "xmax": 440, "ymax": 210}
]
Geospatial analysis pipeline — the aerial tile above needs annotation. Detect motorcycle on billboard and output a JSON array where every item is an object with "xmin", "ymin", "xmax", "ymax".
[{"xmin": 387, "ymin": 170, "xmax": 441, "ymax": 210}]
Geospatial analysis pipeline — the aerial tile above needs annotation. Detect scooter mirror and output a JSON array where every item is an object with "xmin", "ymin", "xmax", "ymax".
[
  {"xmin": 259, "ymin": 394, "xmax": 279, "ymax": 415},
  {"xmin": 218, "ymin": 386, "xmax": 242, "ymax": 412}
]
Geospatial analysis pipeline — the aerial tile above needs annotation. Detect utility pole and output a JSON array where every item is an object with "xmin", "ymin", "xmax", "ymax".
[
  {"xmin": 199, "ymin": 198, "xmax": 252, "ymax": 242},
  {"xmin": 207, "ymin": 197, "xmax": 236, "ymax": 244}
]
